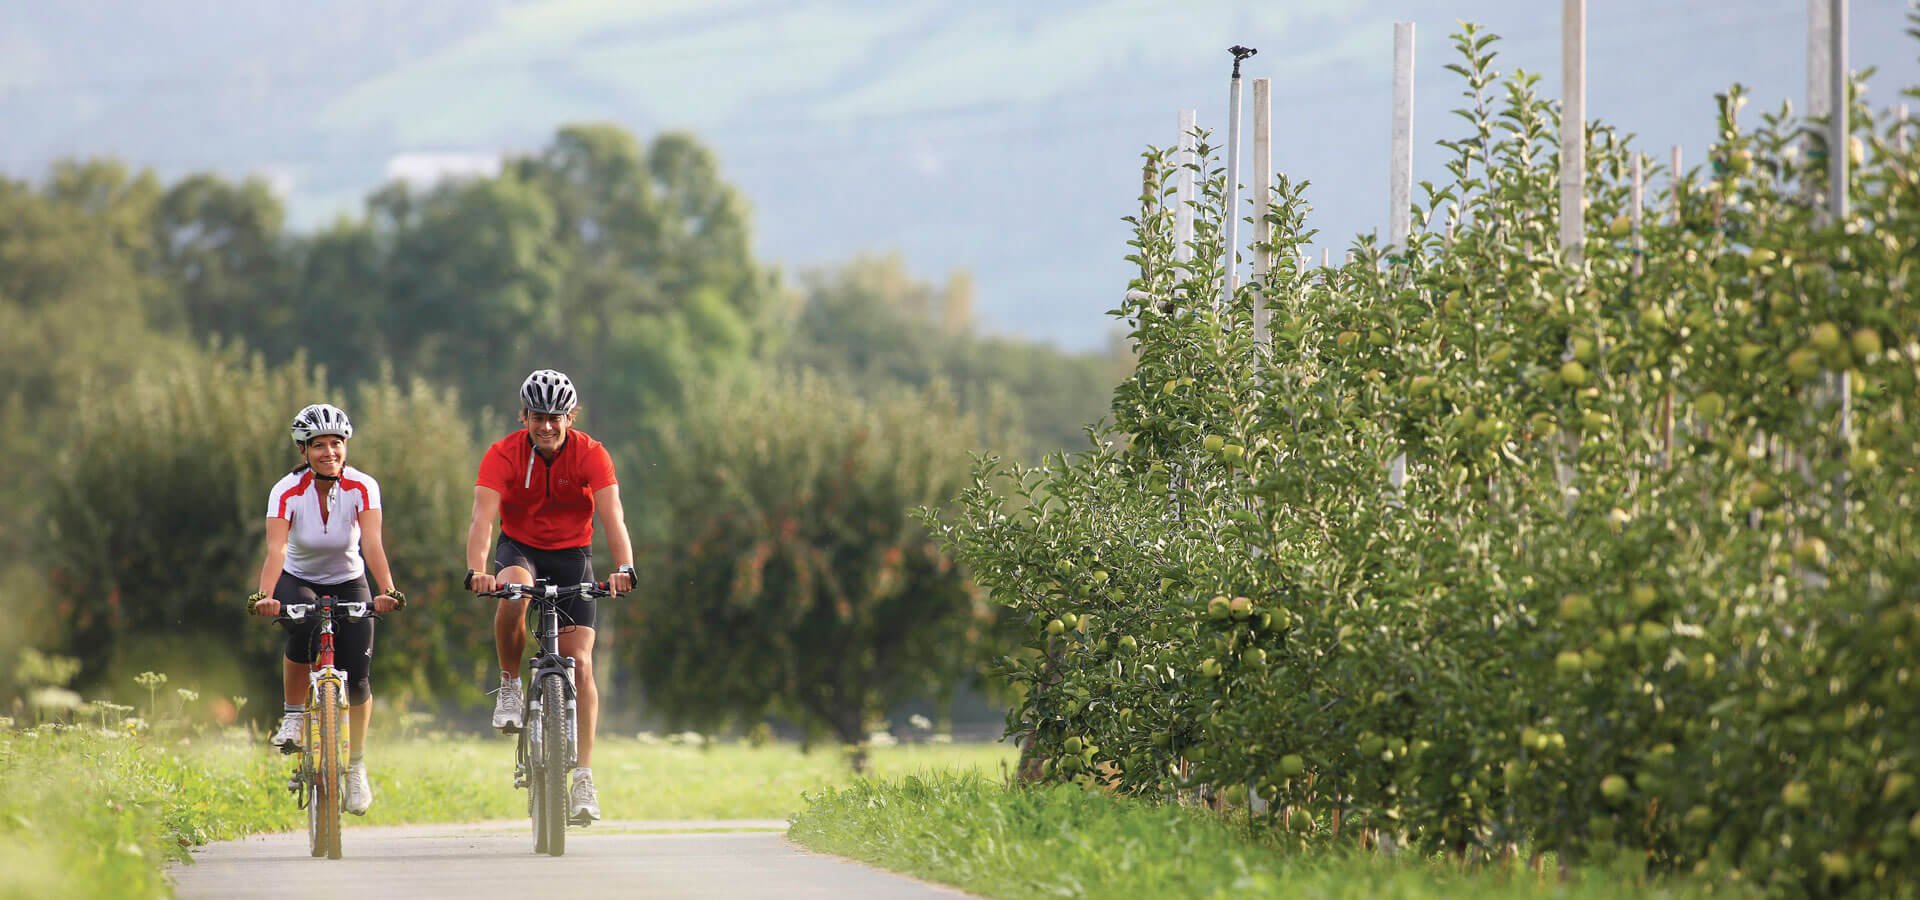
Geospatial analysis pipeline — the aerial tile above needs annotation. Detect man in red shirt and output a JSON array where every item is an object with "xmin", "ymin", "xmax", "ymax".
[{"xmin": 464, "ymin": 369, "xmax": 635, "ymax": 825}]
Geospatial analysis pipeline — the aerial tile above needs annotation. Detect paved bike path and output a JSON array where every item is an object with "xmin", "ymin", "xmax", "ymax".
[{"xmin": 170, "ymin": 819, "xmax": 971, "ymax": 899}]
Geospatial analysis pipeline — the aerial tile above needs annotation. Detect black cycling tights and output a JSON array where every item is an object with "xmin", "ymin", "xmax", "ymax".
[{"xmin": 274, "ymin": 572, "xmax": 375, "ymax": 706}]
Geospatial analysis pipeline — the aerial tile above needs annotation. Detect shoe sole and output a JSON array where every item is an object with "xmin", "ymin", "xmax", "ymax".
[
  {"xmin": 569, "ymin": 811, "xmax": 598, "ymax": 826},
  {"xmin": 495, "ymin": 722, "xmax": 524, "ymax": 734}
]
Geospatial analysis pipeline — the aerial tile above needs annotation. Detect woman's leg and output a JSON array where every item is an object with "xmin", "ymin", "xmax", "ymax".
[{"xmin": 349, "ymin": 698, "xmax": 372, "ymax": 757}]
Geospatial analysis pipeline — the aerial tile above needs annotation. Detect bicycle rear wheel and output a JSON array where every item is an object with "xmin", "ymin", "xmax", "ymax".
[
  {"xmin": 540, "ymin": 673, "xmax": 568, "ymax": 857},
  {"xmin": 308, "ymin": 681, "xmax": 344, "ymax": 860}
]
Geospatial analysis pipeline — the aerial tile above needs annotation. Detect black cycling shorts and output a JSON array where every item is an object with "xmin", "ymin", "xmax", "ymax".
[
  {"xmin": 275, "ymin": 572, "xmax": 375, "ymax": 706},
  {"xmin": 493, "ymin": 534, "xmax": 597, "ymax": 630}
]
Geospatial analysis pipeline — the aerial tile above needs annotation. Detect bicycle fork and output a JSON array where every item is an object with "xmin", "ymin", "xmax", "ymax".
[
  {"xmin": 514, "ymin": 658, "xmax": 578, "ymax": 789},
  {"xmin": 288, "ymin": 666, "xmax": 346, "ymax": 801}
]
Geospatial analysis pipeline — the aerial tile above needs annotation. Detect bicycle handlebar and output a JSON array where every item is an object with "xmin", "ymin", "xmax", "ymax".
[
  {"xmin": 477, "ymin": 581, "xmax": 613, "ymax": 602},
  {"xmin": 277, "ymin": 600, "xmax": 374, "ymax": 623}
]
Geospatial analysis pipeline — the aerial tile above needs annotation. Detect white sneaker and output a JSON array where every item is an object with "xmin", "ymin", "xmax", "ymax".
[
  {"xmin": 569, "ymin": 770, "xmax": 600, "ymax": 825},
  {"xmin": 492, "ymin": 675, "xmax": 525, "ymax": 733},
  {"xmin": 270, "ymin": 712, "xmax": 305, "ymax": 753},
  {"xmin": 344, "ymin": 763, "xmax": 373, "ymax": 815}
]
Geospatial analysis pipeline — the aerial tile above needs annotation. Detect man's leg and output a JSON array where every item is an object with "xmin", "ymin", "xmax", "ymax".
[
  {"xmin": 492, "ymin": 564, "xmax": 534, "ymax": 678},
  {"xmin": 556, "ymin": 626, "xmax": 598, "ymax": 765},
  {"xmin": 558, "ymin": 625, "xmax": 600, "ymax": 823}
]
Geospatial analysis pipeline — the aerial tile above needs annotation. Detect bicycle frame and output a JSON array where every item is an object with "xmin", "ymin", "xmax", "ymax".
[
  {"xmin": 515, "ymin": 585, "xmax": 579, "ymax": 787},
  {"xmin": 482, "ymin": 580, "xmax": 609, "ymax": 854},
  {"xmin": 273, "ymin": 595, "xmax": 369, "ymax": 861}
]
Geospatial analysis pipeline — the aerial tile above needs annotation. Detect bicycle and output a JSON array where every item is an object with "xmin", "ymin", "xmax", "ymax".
[
  {"xmin": 268, "ymin": 595, "xmax": 373, "ymax": 861},
  {"xmin": 478, "ymin": 579, "xmax": 612, "ymax": 857}
]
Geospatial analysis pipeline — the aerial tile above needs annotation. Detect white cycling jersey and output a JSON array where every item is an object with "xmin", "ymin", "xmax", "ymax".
[{"xmin": 266, "ymin": 465, "xmax": 382, "ymax": 584}]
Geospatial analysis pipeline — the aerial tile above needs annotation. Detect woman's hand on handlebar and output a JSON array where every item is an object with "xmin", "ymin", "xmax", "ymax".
[
  {"xmin": 373, "ymin": 594, "xmax": 401, "ymax": 614},
  {"xmin": 252, "ymin": 598, "xmax": 282, "ymax": 617}
]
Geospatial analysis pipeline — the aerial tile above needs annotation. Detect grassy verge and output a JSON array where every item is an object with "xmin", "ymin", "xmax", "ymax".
[
  {"xmin": 359, "ymin": 734, "xmax": 1016, "ymax": 822},
  {"xmin": 789, "ymin": 774, "xmax": 1723, "ymax": 899},
  {"xmin": 0, "ymin": 728, "xmax": 285, "ymax": 900},
  {"xmin": 0, "ymin": 726, "xmax": 1012, "ymax": 899}
]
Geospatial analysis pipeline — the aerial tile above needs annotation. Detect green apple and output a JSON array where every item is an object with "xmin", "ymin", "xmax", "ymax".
[
  {"xmin": 1559, "ymin": 360, "xmax": 1589, "ymax": 388},
  {"xmin": 1787, "ymin": 347, "xmax": 1822, "ymax": 379},
  {"xmin": 1810, "ymin": 321, "xmax": 1844, "ymax": 356},
  {"xmin": 1852, "ymin": 327, "xmax": 1882, "ymax": 358},
  {"xmin": 1600, "ymin": 774, "xmax": 1630, "ymax": 802}
]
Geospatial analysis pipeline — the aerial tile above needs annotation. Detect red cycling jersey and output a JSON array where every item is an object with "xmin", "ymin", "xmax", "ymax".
[{"xmin": 476, "ymin": 428, "xmax": 618, "ymax": 550}]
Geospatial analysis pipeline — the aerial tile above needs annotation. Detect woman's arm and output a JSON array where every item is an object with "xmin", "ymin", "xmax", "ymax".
[
  {"xmin": 253, "ymin": 518, "xmax": 291, "ymax": 615},
  {"xmin": 359, "ymin": 507, "xmax": 397, "ymax": 599}
]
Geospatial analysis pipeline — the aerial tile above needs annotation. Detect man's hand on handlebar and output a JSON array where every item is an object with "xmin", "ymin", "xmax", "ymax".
[
  {"xmin": 611, "ymin": 564, "xmax": 636, "ymax": 595},
  {"xmin": 467, "ymin": 569, "xmax": 499, "ymax": 594}
]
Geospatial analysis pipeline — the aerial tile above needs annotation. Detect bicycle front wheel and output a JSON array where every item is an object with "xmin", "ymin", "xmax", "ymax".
[
  {"xmin": 540, "ymin": 673, "xmax": 568, "ymax": 857},
  {"xmin": 308, "ymin": 681, "xmax": 344, "ymax": 860}
]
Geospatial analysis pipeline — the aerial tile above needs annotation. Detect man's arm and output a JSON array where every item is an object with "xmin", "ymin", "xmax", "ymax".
[
  {"xmin": 593, "ymin": 484, "xmax": 636, "ymax": 594},
  {"xmin": 466, "ymin": 486, "xmax": 503, "ymax": 592}
]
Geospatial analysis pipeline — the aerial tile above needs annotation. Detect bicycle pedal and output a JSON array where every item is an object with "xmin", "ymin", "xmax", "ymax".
[{"xmin": 278, "ymin": 742, "xmax": 302, "ymax": 755}]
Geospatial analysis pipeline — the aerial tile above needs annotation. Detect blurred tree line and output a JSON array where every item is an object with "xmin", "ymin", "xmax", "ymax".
[{"xmin": 0, "ymin": 124, "xmax": 1125, "ymax": 748}]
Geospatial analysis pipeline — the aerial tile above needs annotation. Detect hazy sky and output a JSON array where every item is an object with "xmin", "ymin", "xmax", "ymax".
[{"xmin": 4, "ymin": 1, "xmax": 1917, "ymax": 348}]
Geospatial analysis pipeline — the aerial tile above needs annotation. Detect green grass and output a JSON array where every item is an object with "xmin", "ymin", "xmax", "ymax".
[
  {"xmin": 0, "ymin": 725, "xmax": 1012, "ymax": 899},
  {"xmin": 0, "ymin": 728, "xmax": 286, "ymax": 900},
  {"xmin": 789, "ymin": 774, "xmax": 1725, "ymax": 900},
  {"xmin": 357, "ymin": 734, "xmax": 1016, "ymax": 823}
]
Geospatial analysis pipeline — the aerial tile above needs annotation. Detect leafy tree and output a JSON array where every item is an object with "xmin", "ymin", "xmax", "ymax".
[
  {"xmin": 41, "ymin": 346, "xmax": 488, "ymax": 705},
  {"xmin": 0, "ymin": 168, "xmax": 189, "ymax": 565},
  {"xmin": 152, "ymin": 173, "xmax": 293, "ymax": 345},
  {"xmin": 631, "ymin": 370, "xmax": 1005, "ymax": 767},
  {"xmin": 785, "ymin": 254, "xmax": 1130, "ymax": 455}
]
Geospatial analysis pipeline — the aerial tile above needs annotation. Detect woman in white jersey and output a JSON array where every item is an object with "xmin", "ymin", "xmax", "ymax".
[{"xmin": 246, "ymin": 403, "xmax": 403, "ymax": 817}]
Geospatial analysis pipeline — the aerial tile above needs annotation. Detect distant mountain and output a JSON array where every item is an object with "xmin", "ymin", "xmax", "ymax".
[{"xmin": 6, "ymin": 1, "xmax": 1917, "ymax": 348}]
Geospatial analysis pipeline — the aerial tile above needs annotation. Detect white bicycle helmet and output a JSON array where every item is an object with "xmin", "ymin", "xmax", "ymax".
[
  {"xmin": 520, "ymin": 369, "xmax": 579, "ymax": 415},
  {"xmin": 290, "ymin": 403, "xmax": 354, "ymax": 444}
]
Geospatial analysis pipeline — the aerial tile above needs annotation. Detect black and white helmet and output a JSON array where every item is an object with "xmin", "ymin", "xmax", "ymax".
[
  {"xmin": 290, "ymin": 403, "xmax": 353, "ymax": 444},
  {"xmin": 520, "ymin": 369, "xmax": 579, "ymax": 415}
]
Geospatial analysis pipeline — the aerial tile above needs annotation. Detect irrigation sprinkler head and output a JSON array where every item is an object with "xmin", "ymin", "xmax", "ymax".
[{"xmin": 1229, "ymin": 45, "xmax": 1258, "ymax": 77}]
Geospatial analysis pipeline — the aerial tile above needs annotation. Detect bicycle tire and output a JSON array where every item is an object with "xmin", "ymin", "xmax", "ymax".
[
  {"xmin": 524, "ymin": 718, "xmax": 546, "ymax": 854},
  {"xmin": 540, "ymin": 673, "xmax": 568, "ymax": 857},
  {"xmin": 313, "ymin": 681, "xmax": 344, "ymax": 860}
]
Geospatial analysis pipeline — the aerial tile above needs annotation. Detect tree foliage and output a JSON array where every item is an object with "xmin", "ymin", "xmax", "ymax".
[
  {"xmin": 939, "ymin": 25, "xmax": 1920, "ymax": 893},
  {"xmin": 784, "ymin": 254, "xmax": 1131, "ymax": 456},
  {"xmin": 42, "ymin": 346, "xmax": 487, "ymax": 704},
  {"xmin": 632, "ymin": 370, "xmax": 1005, "ymax": 763}
]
